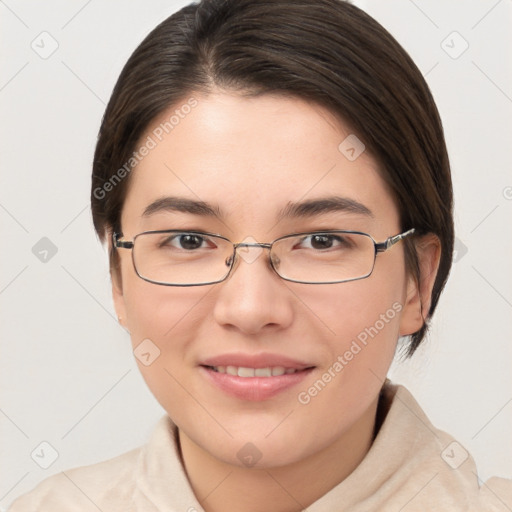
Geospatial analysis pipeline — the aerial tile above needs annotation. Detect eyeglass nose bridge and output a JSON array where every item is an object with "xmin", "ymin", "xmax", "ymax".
[
  {"xmin": 234, "ymin": 242, "xmax": 273, "ymax": 250},
  {"xmin": 225, "ymin": 241, "xmax": 275, "ymax": 269}
]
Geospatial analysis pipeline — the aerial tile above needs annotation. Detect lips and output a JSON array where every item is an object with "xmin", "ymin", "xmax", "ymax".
[
  {"xmin": 199, "ymin": 353, "xmax": 315, "ymax": 401},
  {"xmin": 209, "ymin": 365, "xmax": 298, "ymax": 377},
  {"xmin": 201, "ymin": 352, "xmax": 314, "ymax": 371}
]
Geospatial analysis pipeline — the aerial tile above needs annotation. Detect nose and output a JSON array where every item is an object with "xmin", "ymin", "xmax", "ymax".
[{"xmin": 213, "ymin": 244, "xmax": 294, "ymax": 335}]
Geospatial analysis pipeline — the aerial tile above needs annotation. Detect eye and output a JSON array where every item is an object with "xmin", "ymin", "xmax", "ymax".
[
  {"xmin": 160, "ymin": 233, "xmax": 213, "ymax": 251},
  {"xmin": 298, "ymin": 233, "xmax": 350, "ymax": 250}
]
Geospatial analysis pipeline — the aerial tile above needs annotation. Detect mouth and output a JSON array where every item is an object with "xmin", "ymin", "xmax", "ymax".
[
  {"xmin": 204, "ymin": 365, "xmax": 304, "ymax": 377},
  {"xmin": 199, "ymin": 354, "xmax": 315, "ymax": 401}
]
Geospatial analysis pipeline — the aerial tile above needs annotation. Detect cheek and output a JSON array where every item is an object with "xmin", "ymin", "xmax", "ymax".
[
  {"xmin": 123, "ymin": 276, "xmax": 200, "ymax": 370},
  {"xmin": 121, "ymin": 275, "xmax": 210, "ymax": 392},
  {"xmin": 122, "ymin": 267, "xmax": 207, "ymax": 341},
  {"xmin": 122, "ymin": 288, "xmax": 219, "ymax": 434},
  {"xmin": 295, "ymin": 257, "xmax": 405, "ymax": 350},
  {"xmin": 292, "ymin": 259, "xmax": 405, "ymax": 404}
]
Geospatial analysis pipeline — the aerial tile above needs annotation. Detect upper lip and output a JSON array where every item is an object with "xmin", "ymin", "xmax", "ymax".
[{"xmin": 200, "ymin": 352, "xmax": 315, "ymax": 370}]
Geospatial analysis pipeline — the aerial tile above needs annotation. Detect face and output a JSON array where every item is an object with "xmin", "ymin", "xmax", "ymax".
[{"xmin": 113, "ymin": 91, "xmax": 423, "ymax": 468}]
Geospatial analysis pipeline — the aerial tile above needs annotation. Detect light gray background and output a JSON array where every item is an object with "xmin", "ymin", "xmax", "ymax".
[{"xmin": 1, "ymin": 0, "xmax": 511, "ymax": 508}]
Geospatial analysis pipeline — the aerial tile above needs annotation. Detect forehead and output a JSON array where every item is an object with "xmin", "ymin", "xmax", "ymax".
[{"xmin": 121, "ymin": 91, "xmax": 399, "ymax": 234}]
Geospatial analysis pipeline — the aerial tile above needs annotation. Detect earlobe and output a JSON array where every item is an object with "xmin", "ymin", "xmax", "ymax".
[{"xmin": 399, "ymin": 234, "xmax": 441, "ymax": 336}]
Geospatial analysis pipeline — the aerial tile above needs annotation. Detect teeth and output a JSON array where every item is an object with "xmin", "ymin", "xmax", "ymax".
[
  {"xmin": 211, "ymin": 365, "xmax": 299, "ymax": 377},
  {"xmin": 238, "ymin": 367, "xmax": 255, "ymax": 377},
  {"xmin": 226, "ymin": 366, "xmax": 238, "ymax": 376},
  {"xmin": 271, "ymin": 366, "xmax": 285, "ymax": 376}
]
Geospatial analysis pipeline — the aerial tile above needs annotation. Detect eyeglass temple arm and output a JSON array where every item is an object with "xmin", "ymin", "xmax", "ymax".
[
  {"xmin": 112, "ymin": 233, "xmax": 133, "ymax": 249},
  {"xmin": 375, "ymin": 228, "xmax": 415, "ymax": 253}
]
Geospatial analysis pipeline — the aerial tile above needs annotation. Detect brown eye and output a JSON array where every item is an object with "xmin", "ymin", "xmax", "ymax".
[
  {"xmin": 310, "ymin": 234, "xmax": 334, "ymax": 249},
  {"xmin": 177, "ymin": 234, "xmax": 204, "ymax": 250},
  {"xmin": 298, "ymin": 234, "xmax": 348, "ymax": 251},
  {"xmin": 159, "ymin": 233, "xmax": 209, "ymax": 250}
]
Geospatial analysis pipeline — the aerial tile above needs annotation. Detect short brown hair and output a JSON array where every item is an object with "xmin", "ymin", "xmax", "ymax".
[{"xmin": 91, "ymin": 0, "xmax": 454, "ymax": 356}]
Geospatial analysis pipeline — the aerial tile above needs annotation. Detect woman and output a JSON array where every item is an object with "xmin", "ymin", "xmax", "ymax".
[{"xmin": 9, "ymin": 0, "xmax": 511, "ymax": 510}]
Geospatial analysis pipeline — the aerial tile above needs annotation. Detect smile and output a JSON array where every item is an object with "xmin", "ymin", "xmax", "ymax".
[
  {"xmin": 207, "ymin": 365, "xmax": 299, "ymax": 377},
  {"xmin": 200, "ymin": 364, "xmax": 315, "ymax": 401}
]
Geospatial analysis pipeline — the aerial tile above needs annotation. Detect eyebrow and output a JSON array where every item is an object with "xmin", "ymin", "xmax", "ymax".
[
  {"xmin": 276, "ymin": 196, "xmax": 373, "ymax": 221},
  {"xmin": 142, "ymin": 195, "xmax": 373, "ymax": 220},
  {"xmin": 142, "ymin": 196, "xmax": 222, "ymax": 218}
]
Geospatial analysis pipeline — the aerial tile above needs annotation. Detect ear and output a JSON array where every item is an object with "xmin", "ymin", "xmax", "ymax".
[
  {"xmin": 399, "ymin": 234, "xmax": 441, "ymax": 336},
  {"xmin": 108, "ymin": 235, "xmax": 128, "ymax": 330}
]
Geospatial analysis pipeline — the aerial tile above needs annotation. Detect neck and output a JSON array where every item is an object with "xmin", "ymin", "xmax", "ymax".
[{"xmin": 179, "ymin": 396, "xmax": 380, "ymax": 512}]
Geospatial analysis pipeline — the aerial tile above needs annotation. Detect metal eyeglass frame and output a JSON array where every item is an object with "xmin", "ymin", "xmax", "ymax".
[{"xmin": 113, "ymin": 228, "xmax": 416, "ymax": 287}]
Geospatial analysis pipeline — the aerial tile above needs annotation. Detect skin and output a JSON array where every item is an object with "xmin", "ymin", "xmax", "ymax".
[{"xmin": 111, "ymin": 90, "xmax": 440, "ymax": 512}]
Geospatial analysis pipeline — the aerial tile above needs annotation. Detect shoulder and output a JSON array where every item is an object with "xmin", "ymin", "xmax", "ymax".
[
  {"xmin": 376, "ymin": 382, "xmax": 512, "ymax": 511},
  {"xmin": 7, "ymin": 415, "xmax": 184, "ymax": 512},
  {"xmin": 479, "ymin": 476, "xmax": 512, "ymax": 511},
  {"xmin": 7, "ymin": 446, "xmax": 141, "ymax": 512}
]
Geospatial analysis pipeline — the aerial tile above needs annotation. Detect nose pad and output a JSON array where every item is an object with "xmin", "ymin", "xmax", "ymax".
[
  {"xmin": 224, "ymin": 246, "xmax": 277, "ymax": 276},
  {"xmin": 270, "ymin": 253, "xmax": 280, "ymax": 270}
]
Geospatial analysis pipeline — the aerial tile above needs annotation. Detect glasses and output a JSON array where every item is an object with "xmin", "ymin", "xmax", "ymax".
[{"xmin": 113, "ymin": 228, "xmax": 415, "ymax": 286}]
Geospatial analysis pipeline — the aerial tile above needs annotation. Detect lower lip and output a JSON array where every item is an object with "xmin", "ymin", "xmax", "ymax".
[{"xmin": 200, "ymin": 366, "xmax": 314, "ymax": 401}]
